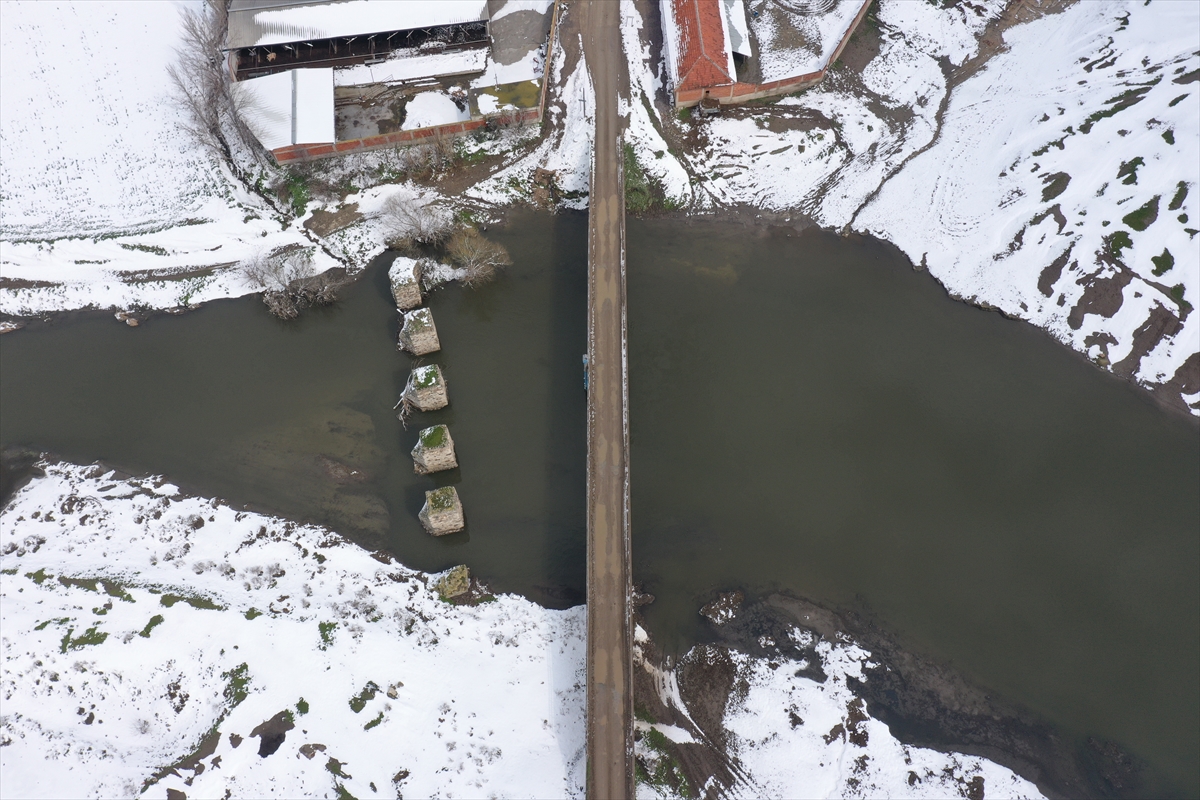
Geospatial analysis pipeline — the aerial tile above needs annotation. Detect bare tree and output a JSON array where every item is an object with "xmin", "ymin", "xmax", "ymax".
[
  {"xmin": 167, "ymin": 1, "xmax": 265, "ymax": 173},
  {"xmin": 381, "ymin": 195, "xmax": 452, "ymax": 251},
  {"xmin": 445, "ymin": 228, "xmax": 512, "ymax": 287},
  {"xmin": 241, "ymin": 244, "xmax": 344, "ymax": 318}
]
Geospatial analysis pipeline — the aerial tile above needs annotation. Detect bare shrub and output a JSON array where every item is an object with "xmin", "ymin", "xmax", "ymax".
[
  {"xmin": 381, "ymin": 195, "xmax": 452, "ymax": 251},
  {"xmin": 241, "ymin": 245, "xmax": 346, "ymax": 318},
  {"xmin": 445, "ymin": 228, "xmax": 512, "ymax": 288}
]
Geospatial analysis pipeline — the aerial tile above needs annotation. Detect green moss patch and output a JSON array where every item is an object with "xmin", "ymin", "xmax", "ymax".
[
  {"xmin": 139, "ymin": 614, "xmax": 165, "ymax": 638},
  {"xmin": 419, "ymin": 425, "xmax": 447, "ymax": 448},
  {"xmin": 1169, "ymin": 181, "xmax": 1189, "ymax": 211},
  {"xmin": 428, "ymin": 486, "xmax": 458, "ymax": 512},
  {"xmin": 349, "ymin": 681, "xmax": 380, "ymax": 713},
  {"xmin": 1116, "ymin": 157, "xmax": 1145, "ymax": 185},
  {"xmin": 60, "ymin": 625, "xmax": 108, "ymax": 653},
  {"xmin": 1151, "ymin": 248, "xmax": 1175, "ymax": 276},
  {"xmin": 1121, "ymin": 196, "xmax": 1159, "ymax": 231}
]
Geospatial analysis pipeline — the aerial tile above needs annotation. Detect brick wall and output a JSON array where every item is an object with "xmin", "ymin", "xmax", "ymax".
[{"xmin": 272, "ymin": 106, "xmax": 541, "ymax": 163}]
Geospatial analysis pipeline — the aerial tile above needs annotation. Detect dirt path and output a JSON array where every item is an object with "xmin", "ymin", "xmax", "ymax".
[{"xmin": 579, "ymin": 0, "xmax": 634, "ymax": 796}]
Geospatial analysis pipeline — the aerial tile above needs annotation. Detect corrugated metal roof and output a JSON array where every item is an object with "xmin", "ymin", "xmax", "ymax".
[
  {"xmin": 227, "ymin": 0, "xmax": 490, "ymax": 50},
  {"xmin": 234, "ymin": 68, "xmax": 334, "ymax": 150}
]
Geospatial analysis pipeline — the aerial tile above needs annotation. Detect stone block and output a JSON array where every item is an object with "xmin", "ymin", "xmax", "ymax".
[
  {"xmin": 388, "ymin": 257, "xmax": 423, "ymax": 310},
  {"xmin": 403, "ymin": 364, "xmax": 448, "ymax": 411},
  {"xmin": 398, "ymin": 307, "xmax": 441, "ymax": 355},
  {"xmin": 419, "ymin": 486, "xmax": 465, "ymax": 536},
  {"xmin": 433, "ymin": 564, "xmax": 470, "ymax": 599},
  {"xmin": 412, "ymin": 424, "xmax": 457, "ymax": 474}
]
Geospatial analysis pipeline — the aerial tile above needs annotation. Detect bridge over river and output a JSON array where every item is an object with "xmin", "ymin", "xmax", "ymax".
[{"xmin": 580, "ymin": 0, "xmax": 634, "ymax": 796}]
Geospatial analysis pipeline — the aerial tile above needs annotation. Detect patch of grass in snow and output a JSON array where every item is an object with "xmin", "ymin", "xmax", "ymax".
[
  {"xmin": 319, "ymin": 621, "xmax": 337, "ymax": 649},
  {"xmin": 160, "ymin": 592, "xmax": 223, "ymax": 610},
  {"xmin": 34, "ymin": 617, "xmax": 70, "ymax": 631},
  {"xmin": 1168, "ymin": 93, "xmax": 1188, "ymax": 107},
  {"xmin": 636, "ymin": 727, "xmax": 693, "ymax": 797},
  {"xmin": 1121, "ymin": 196, "xmax": 1159, "ymax": 231},
  {"xmin": 364, "ymin": 711, "xmax": 385, "ymax": 731},
  {"xmin": 1169, "ymin": 284, "xmax": 1192, "ymax": 314},
  {"xmin": 25, "ymin": 568, "xmax": 51, "ymax": 585},
  {"xmin": 284, "ymin": 171, "xmax": 312, "ymax": 216},
  {"xmin": 326, "ymin": 757, "xmax": 352, "ymax": 778},
  {"xmin": 223, "ymin": 663, "xmax": 251, "ymax": 708},
  {"xmin": 1041, "ymin": 172, "xmax": 1071, "ymax": 202},
  {"xmin": 349, "ymin": 681, "xmax": 380, "ymax": 713},
  {"xmin": 1162, "ymin": 129, "xmax": 1175, "ymax": 145},
  {"xmin": 139, "ymin": 614, "xmax": 165, "ymax": 638},
  {"xmin": 1151, "ymin": 249, "xmax": 1174, "ymax": 276},
  {"xmin": 296, "ymin": 697, "xmax": 310, "ymax": 715},
  {"xmin": 119, "ymin": 243, "xmax": 170, "ymax": 256},
  {"xmin": 1169, "ymin": 182, "xmax": 1189, "ymax": 211},
  {"xmin": 60, "ymin": 625, "xmax": 108, "ymax": 653},
  {"xmin": 1116, "ymin": 157, "xmax": 1144, "ymax": 185},
  {"xmin": 1104, "ymin": 231, "xmax": 1134, "ymax": 263},
  {"xmin": 1079, "ymin": 80, "xmax": 1159, "ymax": 133},
  {"xmin": 245, "ymin": 607, "xmax": 263, "ymax": 620},
  {"xmin": 334, "ymin": 782, "xmax": 359, "ymax": 800}
]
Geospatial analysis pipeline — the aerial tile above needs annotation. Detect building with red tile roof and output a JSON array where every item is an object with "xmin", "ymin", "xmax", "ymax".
[{"xmin": 661, "ymin": 0, "xmax": 872, "ymax": 108}]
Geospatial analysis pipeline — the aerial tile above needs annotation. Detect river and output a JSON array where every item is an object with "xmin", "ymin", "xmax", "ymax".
[{"xmin": 1, "ymin": 212, "xmax": 1196, "ymax": 795}]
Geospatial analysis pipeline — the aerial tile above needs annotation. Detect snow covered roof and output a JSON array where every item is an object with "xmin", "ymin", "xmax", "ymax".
[
  {"xmin": 722, "ymin": 0, "xmax": 752, "ymax": 58},
  {"xmin": 234, "ymin": 68, "xmax": 335, "ymax": 150},
  {"xmin": 661, "ymin": 0, "xmax": 736, "ymax": 94},
  {"xmin": 227, "ymin": 0, "xmax": 490, "ymax": 50}
]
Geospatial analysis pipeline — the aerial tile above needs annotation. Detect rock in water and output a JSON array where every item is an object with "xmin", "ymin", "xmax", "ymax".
[
  {"xmin": 433, "ymin": 565, "xmax": 470, "ymax": 599},
  {"xmin": 402, "ymin": 365, "xmax": 448, "ymax": 412},
  {"xmin": 411, "ymin": 425, "xmax": 457, "ymax": 474},
  {"xmin": 388, "ymin": 256, "xmax": 423, "ymax": 310},
  {"xmin": 419, "ymin": 486, "xmax": 464, "ymax": 536},
  {"xmin": 398, "ymin": 307, "xmax": 441, "ymax": 355}
]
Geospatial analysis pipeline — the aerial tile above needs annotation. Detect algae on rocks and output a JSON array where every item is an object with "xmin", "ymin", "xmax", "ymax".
[
  {"xmin": 401, "ymin": 364, "xmax": 449, "ymax": 413},
  {"xmin": 398, "ymin": 307, "xmax": 441, "ymax": 356},
  {"xmin": 388, "ymin": 256, "xmax": 424, "ymax": 311},
  {"xmin": 419, "ymin": 486, "xmax": 465, "ymax": 536},
  {"xmin": 434, "ymin": 565, "xmax": 471, "ymax": 600},
  {"xmin": 412, "ymin": 424, "xmax": 457, "ymax": 474}
]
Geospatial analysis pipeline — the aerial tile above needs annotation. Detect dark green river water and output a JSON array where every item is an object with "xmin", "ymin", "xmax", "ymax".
[{"xmin": 1, "ymin": 212, "xmax": 1196, "ymax": 795}]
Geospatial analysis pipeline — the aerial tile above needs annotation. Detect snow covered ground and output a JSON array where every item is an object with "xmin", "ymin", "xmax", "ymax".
[
  {"xmin": 0, "ymin": 1, "xmax": 340, "ymax": 316},
  {"xmin": 633, "ymin": 627, "xmax": 1044, "ymax": 799},
  {"xmin": 0, "ymin": 462, "xmax": 586, "ymax": 799},
  {"xmin": 623, "ymin": 0, "xmax": 1197, "ymax": 410},
  {"xmin": 856, "ymin": 0, "xmax": 1198, "ymax": 401},
  {"xmin": 749, "ymin": 0, "xmax": 868, "ymax": 81}
]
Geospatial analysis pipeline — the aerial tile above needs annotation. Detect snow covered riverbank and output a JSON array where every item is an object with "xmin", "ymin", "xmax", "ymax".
[{"xmin": 2, "ymin": 461, "xmax": 1046, "ymax": 798}]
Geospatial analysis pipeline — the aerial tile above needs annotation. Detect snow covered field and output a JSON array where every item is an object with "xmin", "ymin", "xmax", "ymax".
[
  {"xmin": 1, "ymin": 462, "xmax": 587, "ymax": 799},
  {"xmin": 1, "ymin": 461, "xmax": 1043, "ymax": 799},
  {"xmin": 0, "ymin": 1, "xmax": 341, "ymax": 316},
  {"xmin": 857, "ymin": 0, "xmax": 1199, "ymax": 401}
]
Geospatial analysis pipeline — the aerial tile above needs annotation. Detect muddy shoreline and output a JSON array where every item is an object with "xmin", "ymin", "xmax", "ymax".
[{"xmin": 635, "ymin": 589, "xmax": 1153, "ymax": 799}]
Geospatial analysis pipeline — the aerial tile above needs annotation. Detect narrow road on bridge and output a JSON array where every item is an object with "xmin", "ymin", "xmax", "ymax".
[{"xmin": 580, "ymin": 0, "xmax": 633, "ymax": 796}]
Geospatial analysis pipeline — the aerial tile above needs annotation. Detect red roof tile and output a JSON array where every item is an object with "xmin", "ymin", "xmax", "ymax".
[{"xmin": 670, "ymin": 0, "xmax": 734, "ymax": 93}]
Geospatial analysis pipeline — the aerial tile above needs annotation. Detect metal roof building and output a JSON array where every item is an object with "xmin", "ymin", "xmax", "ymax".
[
  {"xmin": 233, "ymin": 68, "xmax": 336, "ymax": 150},
  {"xmin": 227, "ymin": 0, "xmax": 489, "ymax": 50}
]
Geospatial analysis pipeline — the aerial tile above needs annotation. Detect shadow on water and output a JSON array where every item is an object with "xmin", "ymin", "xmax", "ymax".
[{"xmin": 1, "ymin": 211, "xmax": 1197, "ymax": 795}]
